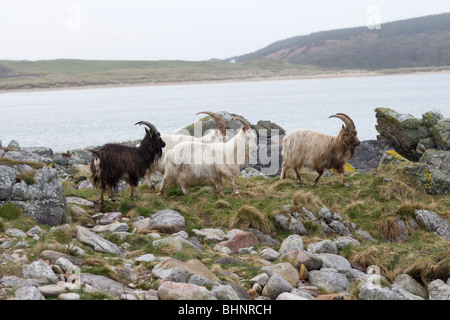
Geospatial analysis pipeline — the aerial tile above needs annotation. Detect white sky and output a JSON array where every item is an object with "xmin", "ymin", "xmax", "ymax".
[{"xmin": 1, "ymin": 0, "xmax": 450, "ymax": 61}]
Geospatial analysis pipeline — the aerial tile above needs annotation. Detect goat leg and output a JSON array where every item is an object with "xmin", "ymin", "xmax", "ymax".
[
  {"xmin": 99, "ymin": 182, "xmax": 105, "ymax": 205},
  {"xmin": 293, "ymin": 168, "xmax": 305, "ymax": 186},
  {"xmin": 107, "ymin": 185, "xmax": 116, "ymax": 202},
  {"xmin": 130, "ymin": 184, "xmax": 135, "ymax": 200},
  {"xmin": 144, "ymin": 170, "xmax": 155, "ymax": 190},
  {"xmin": 157, "ymin": 176, "xmax": 168, "ymax": 196},
  {"xmin": 280, "ymin": 163, "xmax": 287, "ymax": 180},
  {"xmin": 312, "ymin": 170, "xmax": 324, "ymax": 187},
  {"xmin": 341, "ymin": 172, "xmax": 351, "ymax": 187}
]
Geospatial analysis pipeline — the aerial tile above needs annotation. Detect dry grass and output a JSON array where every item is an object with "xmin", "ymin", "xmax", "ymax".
[{"xmin": 230, "ymin": 205, "xmax": 274, "ymax": 234}]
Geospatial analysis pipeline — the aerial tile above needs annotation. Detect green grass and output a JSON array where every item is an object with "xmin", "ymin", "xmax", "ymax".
[{"xmin": 0, "ymin": 58, "xmax": 345, "ymax": 91}]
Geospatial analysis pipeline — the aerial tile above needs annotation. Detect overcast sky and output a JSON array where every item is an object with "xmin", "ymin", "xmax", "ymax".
[{"xmin": 1, "ymin": 0, "xmax": 450, "ymax": 61}]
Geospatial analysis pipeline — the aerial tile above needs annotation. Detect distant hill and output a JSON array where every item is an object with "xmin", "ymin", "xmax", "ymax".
[{"xmin": 232, "ymin": 13, "xmax": 450, "ymax": 70}]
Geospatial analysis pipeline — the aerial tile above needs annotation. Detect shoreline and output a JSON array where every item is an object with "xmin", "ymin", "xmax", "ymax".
[{"xmin": 2, "ymin": 68, "xmax": 450, "ymax": 94}]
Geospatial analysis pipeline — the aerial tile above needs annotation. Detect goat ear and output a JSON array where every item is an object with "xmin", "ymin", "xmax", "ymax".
[{"xmin": 145, "ymin": 128, "xmax": 152, "ymax": 137}]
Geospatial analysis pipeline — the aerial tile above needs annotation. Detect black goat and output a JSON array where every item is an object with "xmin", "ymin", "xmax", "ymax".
[{"xmin": 89, "ymin": 121, "xmax": 165, "ymax": 205}]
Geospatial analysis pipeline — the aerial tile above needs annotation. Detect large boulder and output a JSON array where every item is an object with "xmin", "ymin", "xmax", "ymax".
[
  {"xmin": 0, "ymin": 165, "xmax": 67, "ymax": 226},
  {"xmin": 415, "ymin": 210, "xmax": 450, "ymax": 240},
  {"xmin": 375, "ymin": 108, "xmax": 450, "ymax": 161}
]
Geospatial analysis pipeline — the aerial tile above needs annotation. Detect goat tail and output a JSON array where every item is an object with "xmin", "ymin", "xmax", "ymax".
[{"xmin": 87, "ymin": 149, "xmax": 100, "ymax": 186}]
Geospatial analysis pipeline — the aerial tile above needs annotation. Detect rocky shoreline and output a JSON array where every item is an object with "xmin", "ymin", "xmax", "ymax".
[{"xmin": 1, "ymin": 109, "xmax": 449, "ymax": 301}]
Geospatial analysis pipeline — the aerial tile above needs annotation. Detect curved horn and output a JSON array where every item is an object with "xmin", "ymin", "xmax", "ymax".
[
  {"xmin": 231, "ymin": 116, "xmax": 251, "ymax": 131},
  {"xmin": 135, "ymin": 121, "xmax": 158, "ymax": 135},
  {"xmin": 196, "ymin": 111, "xmax": 226, "ymax": 136},
  {"xmin": 329, "ymin": 113, "xmax": 356, "ymax": 130}
]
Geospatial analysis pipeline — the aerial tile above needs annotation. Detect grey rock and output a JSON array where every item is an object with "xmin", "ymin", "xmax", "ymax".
[
  {"xmin": 92, "ymin": 222, "xmax": 129, "ymax": 233},
  {"xmin": 80, "ymin": 273, "xmax": 134, "ymax": 298},
  {"xmin": 289, "ymin": 217, "xmax": 309, "ymax": 236},
  {"xmin": 329, "ymin": 220, "xmax": 353, "ymax": 237},
  {"xmin": 66, "ymin": 196, "xmax": 94, "ymax": 206},
  {"xmin": 316, "ymin": 253, "xmax": 352, "ymax": 272},
  {"xmin": 279, "ymin": 234, "xmax": 303, "ymax": 255},
  {"xmin": 318, "ymin": 206, "xmax": 333, "ymax": 223},
  {"xmin": 241, "ymin": 167, "xmax": 266, "ymax": 178},
  {"xmin": 192, "ymin": 228, "xmax": 227, "ymax": 243},
  {"xmin": 37, "ymin": 284, "xmax": 66, "ymax": 297},
  {"xmin": 261, "ymin": 273, "xmax": 293, "ymax": 300},
  {"xmin": 295, "ymin": 250, "xmax": 323, "ymax": 271},
  {"xmin": 393, "ymin": 274, "xmax": 428, "ymax": 299},
  {"xmin": 0, "ymin": 275, "xmax": 48, "ymax": 288},
  {"xmin": 431, "ymin": 117, "xmax": 450, "ymax": 150},
  {"xmin": 354, "ymin": 229, "xmax": 376, "ymax": 242},
  {"xmin": 40, "ymin": 249, "xmax": 84, "ymax": 266},
  {"xmin": 307, "ymin": 239, "xmax": 338, "ymax": 254},
  {"xmin": 250, "ymin": 273, "xmax": 270, "ymax": 287},
  {"xmin": 15, "ymin": 285, "xmax": 45, "ymax": 300},
  {"xmin": 22, "ymin": 259, "xmax": 58, "ymax": 284},
  {"xmin": 261, "ymin": 262, "xmax": 299, "ymax": 287},
  {"xmin": 289, "ymin": 288, "xmax": 315, "ymax": 300},
  {"xmin": 404, "ymin": 162, "xmax": 450, "ymax": 195},
  {"xmin": 135, "ymin": 253, "xmax": 157, "ymax": 263},
  {"xmin": 8, "ymin": 140, "xmax": 20, "ymax": 149},
  {"xmin": 334, "ymin": 237, "xmax": 361, "ymax": 250},
  {"xmin": 302, "ymin": 207, "xmax": 317, "ymax": 221},
  {"xmin": 27, "ymin": 225, "xmax": 43, "ymax": 235},
  {"xmin": 276, "ymin": 292, "xmax": 309, "ymax": 300},
  {"xmin": 118, "ymin": 264, "xmax": 139, "ymax": 283},
  {"xmin": 152, "ymin": 258, "xmax": 220, "ymax": 284},
  {"xmin": 415, "ymin": 210, "xmax": 450, "ymax": 240},
  {"xmin": 0, "ymin": 165, "xmax": 19, "ymax": 200},
  {"xmin": 428, "ymin": 279, "xmax": 450, "ymax": 300},
  {"xmin": 58, "ymin": 293, "xmax": 81, "ymax": 300},
  {"xmin": 273, "ymin": 214, "xmax": 290, "ymax": 231},
  {"xmin": 158, "ymin": 281, "xmax": 217, "ymax": 300},
  {"xmin": 420, "ymin": 149, "xmax": 450, "ymax": 172},
  {"xmin": 260, "ymin": 247, "xmax": 280, "ymax": 261},
  {"xmin": 358, "ymin": 283, "xmax": 406, "ymax": 300},
  {"xmin": 152, "ymin": 237, "xmax": 183, "ymax": 252},
  {"xmin": 320, "ymin": 222, "xmax": 333, "ymax": 236},
  {"xmin": 12, "ymin": 167, "xmax": 68, "ymax": 226},
  {"xmin": 211, "ymin": 284, "xmax": 241, "ymax": 300},
  {"xmin": 308, "ymin": 269, "xmax": 350, "ymax": 292},
  {"xmin": 375, "ymin": 108, "xmax": 432, "ymax": 161},
  {"xmin": 6, "ymin": 228, "xmax": 28, "ymax": 238},
  {"xmin": 76, "ymin": 226, "xmax": 127, "ymax": 257},
  {"xmin": 149, "ymin": 209, "xmax": 185, "ymax": 233}
]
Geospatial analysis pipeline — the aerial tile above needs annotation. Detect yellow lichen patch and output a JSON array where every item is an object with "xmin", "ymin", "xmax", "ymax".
[
  {"xmin": 344, "ymin": 163, "xmax": 356, "ymax": 173},
  {"xmin": 386, "ymin": 150, "xmax": 412, "ymax": 163}
]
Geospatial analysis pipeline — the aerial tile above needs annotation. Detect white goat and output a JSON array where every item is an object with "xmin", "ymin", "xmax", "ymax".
[
  {"xmin": 280, "ymin": 113, "xmax": 360, "ymax": 187},
  {"xmin": 144, "ymin": 111, "xmax": 227, "ymax": 189},
  {"xmin": 157, "ymin": 117, "xmax": 257, "ymax": 196}
]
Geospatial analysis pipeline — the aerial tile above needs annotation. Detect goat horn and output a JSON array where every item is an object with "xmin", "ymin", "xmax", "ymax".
[
  {"xmin": 196, "ymin": 111, "xmax": 227, "ymax": 137},
  {"xmin": 231, "ymin": 116, "xmax": 251, "ymax": 131},
  {"xmin": 135, "ymin": 121, "xmax": 158, "ymax": 134},
  {"xmin": 329, "ymin": 113, "xmax": 356, "ymax": 130}
]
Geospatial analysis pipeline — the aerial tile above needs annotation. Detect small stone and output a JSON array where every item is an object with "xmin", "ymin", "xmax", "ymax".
[
  {"xmin": 307, "ymin": 239, "xmax": 338, "ymax": 254},
  {"xmin": 298, "ymin": 264, "xmax": 308, "ymax": 280},
  {"xmin": 279, "ymin": 234, "xmax": 303, "ymax": 255},
  {"xmin": 38, "ymin": 284, "xmax": 66, "ymax": 297},
  {"xmin": 58, "ymin": 293, "xmax": 81, "ymax": 300},
  {"xmin": 15, "ymin": 285, "xmax": 45, "ymax": 300}
]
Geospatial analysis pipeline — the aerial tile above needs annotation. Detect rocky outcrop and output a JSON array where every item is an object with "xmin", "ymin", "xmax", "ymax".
[
  {"xmin": 0, "ymin": 164, "xmax": 67, "ymax": 226},
  {"xmin": 375, "ymin": 108, "xmax": 449, "ymax": 161}
]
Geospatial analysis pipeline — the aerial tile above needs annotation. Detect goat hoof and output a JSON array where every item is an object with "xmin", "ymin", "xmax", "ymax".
[
  {"xmin": 344, "ymin": 183, "xmax": 351, "ymax": 188},
  {"xmin": 157, "ymin": 192, "xmax": 163, "ymax": 197}
]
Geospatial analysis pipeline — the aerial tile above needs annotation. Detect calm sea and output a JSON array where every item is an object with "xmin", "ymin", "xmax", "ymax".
[{"xmin": 1, "ymin": 73, "xmax": 449, "ymax": 152}]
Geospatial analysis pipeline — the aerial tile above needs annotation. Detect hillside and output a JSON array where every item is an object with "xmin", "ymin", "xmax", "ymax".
[
  {"xmin": 232, "ymin": 13, "xmax": 450, "ymax": 70},
  {"xmin": 0, "ymin": 59, "xmax": 328, "ymax": 91}
]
